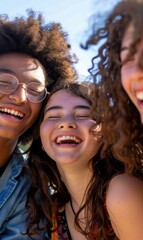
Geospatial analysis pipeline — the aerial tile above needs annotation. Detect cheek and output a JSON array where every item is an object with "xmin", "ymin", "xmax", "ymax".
[
  {"xmin": 87, "ymin": 136, "xmax": 101, "ymax": 157},
  {"xmin": 0, "ymin": 92, "xmax": 12, "ymax": 101},
  {"xmin": 40, "ymin": 121, "xmax": 55, "ymax": 147},
  {"xmin": 121, "ymin": 67, "xmax": 129, "ymax": 92},
  {"xmin": 0, "ymin": 92, "xmax": 4, "ymax": 97},
  {"xmin": 40, "ymin": 121, "xmax": 50, "ymax": 140},
  {"xmin": 40, "ymin": 122, "xmax": 55, "ymax": 157}
]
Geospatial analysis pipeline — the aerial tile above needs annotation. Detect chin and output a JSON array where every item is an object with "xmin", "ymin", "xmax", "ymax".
[
  {"xmin": 57, "ymin": 159, "xmax": 76, "ymax": 164},
  {"xmin": 55, "ymin": 156, "xmax": 79, "ymax": 165}
]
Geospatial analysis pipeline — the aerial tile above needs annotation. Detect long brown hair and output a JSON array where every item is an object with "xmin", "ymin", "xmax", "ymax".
[{"xmin": 27, "ymin": 81, "xmax": 124, "ymax": 239}]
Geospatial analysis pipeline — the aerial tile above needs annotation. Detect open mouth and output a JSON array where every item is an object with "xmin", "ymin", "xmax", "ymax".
[
  {"xmin": 135, "ymin": 91, "xmax": 143, "ymax": 103},
  {"xmin": 0, "ymin": 108, "xmax": 25, "ymax": 119},
  {"xmin": 55, "ymin": 135, "xmax": 82, "ymax": 145}
]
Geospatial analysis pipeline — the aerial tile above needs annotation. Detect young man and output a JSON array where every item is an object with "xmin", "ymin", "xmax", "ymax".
[{"xmin": 0, "ymin": 10, "xmax": 76, "ymax": 239}]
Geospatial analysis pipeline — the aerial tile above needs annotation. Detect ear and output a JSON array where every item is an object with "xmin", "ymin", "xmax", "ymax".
[{"xmin": 92, "ymin": 123, "xmax": 103, "ymax": 141}]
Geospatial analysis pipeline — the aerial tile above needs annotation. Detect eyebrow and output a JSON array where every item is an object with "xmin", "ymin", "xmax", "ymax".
[
  {"xmin": 120, "ymin": 46, "xmax": 129, "ymax": 52},
  {"xmin": 45, "ymin": 105, "xmax": 90, "ymax": 113},
  {"xmin": 0, "ymin": 68, "xmax": 16, "ymax": 74}
]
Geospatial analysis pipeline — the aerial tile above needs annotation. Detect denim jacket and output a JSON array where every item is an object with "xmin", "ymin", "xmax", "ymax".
[{"xmin": 0, "ymin": 153, "xmax": 45, "ymax": 239}]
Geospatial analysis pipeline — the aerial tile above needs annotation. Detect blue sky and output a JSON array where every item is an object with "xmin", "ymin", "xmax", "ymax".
[{"xmin": 0, "ymin": 0, "xmax": 118, "ymax": 77}]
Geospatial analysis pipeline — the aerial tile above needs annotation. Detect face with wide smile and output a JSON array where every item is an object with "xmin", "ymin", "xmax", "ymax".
[
  {"xmin": 40, "ymin": 89, "xmax": 101, "ymax": 168},
  {"xmin": 121, "ymin": 24, "xmax": 143, "ymax": 124},
  {"xmin": 0, "ymin": 53, "xmax": 46, "ymax": 141}
]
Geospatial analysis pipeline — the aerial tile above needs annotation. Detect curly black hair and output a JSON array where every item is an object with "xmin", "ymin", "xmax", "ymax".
[{"xmin": 83, "ymin": 0, "xmax": 143, "ymax": 174}]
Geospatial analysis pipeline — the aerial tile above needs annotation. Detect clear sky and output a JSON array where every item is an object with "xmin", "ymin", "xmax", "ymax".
[{"xmin": 0, "ymin": 0, "xmax": 118, "ymax": 77}]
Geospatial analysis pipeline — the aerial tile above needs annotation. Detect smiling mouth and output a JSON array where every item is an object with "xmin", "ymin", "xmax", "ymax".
[
  {"xmin": 136, "ymin": 91, "xmax": 143, "ymax": 102},
  {"xmin": 0, "ymin": 108, "xmax": 25, "ymax": 119},
  {"xmin": 55, "ymin": 135, "xmax": 82, "ymax": 145}
]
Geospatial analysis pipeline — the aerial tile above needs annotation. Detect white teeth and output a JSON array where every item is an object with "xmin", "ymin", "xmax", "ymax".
[
  {"xmin": 0, "ymin": 108, "xmax": 24, "ymax": 118},
  {"xmin": 56, "ymin": 135, "xmax": 81, "ymax": 144},
  {"xmin": 136, "ymin": 92, "xmax": 143, "ymax": 101}
]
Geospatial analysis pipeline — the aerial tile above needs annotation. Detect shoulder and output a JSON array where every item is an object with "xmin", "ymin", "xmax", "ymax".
[
  {"xmin": 106, "ymin": 173, "xmax": 143, "ymax": 204},
  {"xmin": 106, "ymin": 174, "xmax": 143, "ymax": 239}
]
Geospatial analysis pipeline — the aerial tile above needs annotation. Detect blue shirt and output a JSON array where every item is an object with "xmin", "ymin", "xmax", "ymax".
[{"xmin": 0, "ymin": 153, "xmax": 36, "ymax": 239}]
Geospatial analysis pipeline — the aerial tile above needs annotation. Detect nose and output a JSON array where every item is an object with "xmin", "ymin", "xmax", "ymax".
[
  {"xmin": 58, "ymin": 117, "xmax": 77, "ymax": 129},
  {"xmin": 9, "ymin": 85, "xmax": 27, "ymax": 103}
]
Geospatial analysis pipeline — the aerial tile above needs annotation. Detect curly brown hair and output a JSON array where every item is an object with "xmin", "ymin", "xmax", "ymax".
[
  {"xmin": 27, "ymin": 81, "xmax": 124, "ymax": 240},
  {"xmin": 0, "ymin": 9, "xmax": 76, "ymax": 85},
  {"xmin": 0, "ymin": 9, "xmax": 77, "ymax": 145},
  {"xmin": 83, "ymin": 0, "xmax": 143, "ymax": 174}
]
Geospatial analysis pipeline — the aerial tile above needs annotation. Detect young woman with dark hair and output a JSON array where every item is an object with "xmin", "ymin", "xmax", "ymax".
[{"xmin": 28, "ymin": 80, "xmax": 143, "ymax": 240}]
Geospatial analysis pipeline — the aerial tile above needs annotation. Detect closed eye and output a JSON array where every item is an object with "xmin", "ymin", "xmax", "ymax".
[
  {"xmin": 47, "ymin": 116, "xmax": 61, "ymax": 120},
  {"xmin": 120, "ymin": 48, "xmax": 135, "ymax": 66},
  {"xmin": 76, "ymin": 115, "xmax": 90, "ymax": 119},
  {"xmin": 28, "ymin": 88, "xmax": 41, "ymax": 95},
  {"xmin": 121, "ymin": 57, "xmax": 135, "ymax": 68},
  {"xmin": 122, "ymin": 56, "xmax": 135, "ymax": 63},
  {"xmin": 0, "ymin": 80, "xmax": 12, "ymax": 85}
]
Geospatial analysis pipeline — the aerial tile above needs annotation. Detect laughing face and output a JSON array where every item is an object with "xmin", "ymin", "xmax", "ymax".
[
  {"xmin": 40, "ymin": 89, "xmax": 101, "ymax": 168},
  {"xmin": 121, "ymin": 24, "xmax": 143, "ymax": 124},
  {"xmin": 0, "ymin": 53, "xmax": 46, "ymax": 141}
]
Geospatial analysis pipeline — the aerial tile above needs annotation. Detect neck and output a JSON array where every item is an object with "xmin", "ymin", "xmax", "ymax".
[
  {"xmin": 0, "ymin": 139, "xmax": 18, "ymax": 167},
  {"xmin": 62, "ymin": 164, "xmax": 91, "ymax": 240},
  {"xmin": 57, "ymin": 162, "xmax": 92, "ymax": 240},
  {"xmin": 57, "ymin": 162, "xmax": 92, "ymax": 209}
]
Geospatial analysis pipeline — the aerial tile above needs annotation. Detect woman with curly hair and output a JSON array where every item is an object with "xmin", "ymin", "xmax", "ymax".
[
  {"xmin": 27, "ymin": 80, "xmax": 143, "ymax": 240},
  {"xmin": 0, "ymin": 9, "xmax": 76, "ymax": 239},
  {"xmin": 75, "ymin": 0, "xmax": 143, "ymax": 239},
  {"xmin": 84, "ymin": 0, "xmax": 143, "ymax": 173}
]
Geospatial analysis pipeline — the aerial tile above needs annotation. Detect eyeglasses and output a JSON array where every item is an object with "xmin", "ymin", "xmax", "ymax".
[{"xmin": 0, "ymin": 73, "xmax": 48, "ymax": 103}]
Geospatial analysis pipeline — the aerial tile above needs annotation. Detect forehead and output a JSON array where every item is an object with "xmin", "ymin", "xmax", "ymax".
[
  {"xmin": 0, "ymin": 53, "xmax": 40, "ymax": 70},
  {"xmin": 0, "ymin": 53, "xmax": 46, "ymax": 83},
  {"xmin": 46, "ymin": 89, "xmax": 90, "ymax": 108}
]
